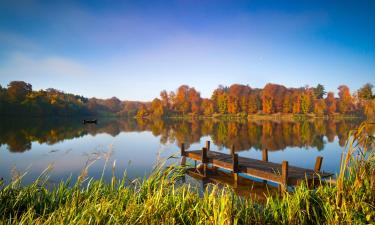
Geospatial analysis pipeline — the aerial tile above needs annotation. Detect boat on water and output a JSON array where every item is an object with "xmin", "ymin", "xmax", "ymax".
[{"xmin": 82, "ymin": 119, "xmax": 97, "ymax": 124}]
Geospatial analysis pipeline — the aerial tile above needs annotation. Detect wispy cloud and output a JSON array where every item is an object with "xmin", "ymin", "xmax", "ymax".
[
  {"xmin": 0, "ymin": 32, "xmax": 39, "ymax": 51},
  {"xmin": 0, "ymin": 52, "xmax": 91, "ymax": 78}
]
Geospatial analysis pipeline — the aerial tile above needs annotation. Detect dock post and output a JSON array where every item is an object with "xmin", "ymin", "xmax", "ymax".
[
  {"xmin": 262, "ymin": 149, "xmax": 268, "ymax": 162},
  {"xmin": 180, "ymin": 143, "xmax": 185, "ymax": 156},
  {"xmin": 205, "ymin": 141, "xmax": 210, "ymax": 151},
  {"xmin": 314, "ymin": 156, "xmax": 323, "ymax": 172},
  {"xmin": 232, "ymin": 153, "xmax": 239, "ymax": 182},
  {"xmin": 230, "ymin": 144, "xmax": 235, "ymax": 156},
  {"xmin": 202, "ymin": 147, "xmax": 208, "ymax": 176},
  {"xmin": 262, "ymin": 149, "xmax": 269, "ymax": 183},
  {"xmin": 180, "ymin": 156, "xmax": 186, "ymax": 166},
  {"xmin": 281, "ymin": 161, "xmax": 289, "ymax": 192}
]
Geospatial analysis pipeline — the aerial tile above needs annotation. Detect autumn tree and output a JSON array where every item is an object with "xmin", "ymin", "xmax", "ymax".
[
  {"xmin": 169, "ymin": 91, "xmax": 176, "ymax": 111},
  {"xmin": 337, "ymin": 85, "xmax": 353, "ymax": 114},
  {"xmin": 248, "ymin": 93, "xmax": 260, "ymax": 114},
  {"xmin": 301, "ymin": 88, "xmax": 314, "ymax": 114},
  {"xmin": 136, "ymin": 104, "xmax": 148, "ymax": 118},
  {"xmin": 363, "ymin": 99, "xmax": 375, "ymax": 117},
  {"xmin": 228, "ymin": 84, "xmax": 251, "ymax": 114},
  {"xmin": 212, "ymin": 86, "xmax": 228, "ymax": 114},
  {"xmin": 291, "ymin": 91, "xmax": 301, "ymax": 114},
  {"xmin": 104, "ymin": 97, "xmax": 122, "ymax": 112},
  {"xmin": 261, "ymin": 84, "xmax": 274, "ymax": 114},
  {"xmin": 7, "ymin": 81, "xmax": 32, "ymax": 102},
  {"xmin": 325, "ymin": 92, "xmax": 336, "ymax": 114},
  {"xmin": 188, "ymin": 87, "xmax": 201, "ymax": 114},
  {"xmin": 227, "ymin": 95, "xmax": 239, "ymax": 114},
  {"xmin": 160, "ymin": 90, "xmax": 169, "ymax": 108},
  {"xmin": 175, "ymin": 85, "xmax": 191, "ymax": 115},
  {"xmin": 314, "ymin": 99, "xmax": 326, "ymax": 116},
  {"xmin": 282, "ymin": 92, "xmax": 292, "ymax": 113},
  {"xmin": 261, "ymin": 84, "xmax": 287, "ymax": 114},
  {"xmin": 201, "ymin": 99, "xmax": 214, "ymax": 116},
  {"xmin": 151, "ymin": 98, "xmax": 164, "ymax": 117}
]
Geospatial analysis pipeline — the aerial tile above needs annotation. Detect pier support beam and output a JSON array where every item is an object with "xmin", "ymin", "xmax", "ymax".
[
  {"xmin": 230, "ymin": 144, "xmax": 235, "ymax": 156},
  {"xmin": 232, "ymin": 153, "xmax": 239, "ymax": 182},
  {"xmin": 314, "ymin": 156, "xmax": 323, "ymax": 172},
  {"xmin": 180, "ymin": 143, "xmax": 185, "ymax": 156},
  {"xmin": 180, "ymin": 156, "xmax": 186, "ymax": 166},
  {"xmin": 205, "ymin": 141, "xmax": 210, "ymax": 151},
  {"xmin": 202, "ymin": 147, "xmax": 208, "ymax": 176},
  {"xmin": 262, "ymin": 149, "xmax": 268, "ymax": 162},
  {"xmin": 262, "ymin": 149, "xmax": 269, "ymax": 183},
  {"xmin": 280, "ymin": 161, "xmax": 289, "ymax": 192}
]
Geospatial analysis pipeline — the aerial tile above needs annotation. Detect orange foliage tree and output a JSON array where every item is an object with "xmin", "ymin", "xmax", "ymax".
[{"xmin": 325, "ymin": 92, "xmax": 336, "ymax": 114}]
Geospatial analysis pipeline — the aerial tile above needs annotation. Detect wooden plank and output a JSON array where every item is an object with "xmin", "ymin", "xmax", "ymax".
[{"xmin": 183, "ymin": 149, "xmax": 333, "ymax": 187}]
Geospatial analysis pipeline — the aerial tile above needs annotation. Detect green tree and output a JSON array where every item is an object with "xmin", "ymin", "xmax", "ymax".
[
  {"xmin": 313, "ymin": 84, "xmax": 326, "ymax": 99},
  {"xmin": 357, "ymin": 83, "xmax": 373, "ymax": 100}
]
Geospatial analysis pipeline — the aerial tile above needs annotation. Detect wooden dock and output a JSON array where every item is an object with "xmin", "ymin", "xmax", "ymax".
[
  {"xmin": 181, "ymin": 141, "xmax": 333, "ymax": 191},
  {"xmin": 186, "ymin": 167, "xmax": 279, "ymax": 201}
]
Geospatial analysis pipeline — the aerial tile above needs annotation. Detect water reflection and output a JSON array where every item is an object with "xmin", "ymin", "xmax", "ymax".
[{"xmin": 1, "ymin": 117, "xmax": 372, "ymax": 153}]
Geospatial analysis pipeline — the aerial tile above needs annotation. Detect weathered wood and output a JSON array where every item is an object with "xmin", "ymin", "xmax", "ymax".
[
  {"xmin": 180, "ymin": 156, "xmax": 186, "ymax": 166},
  {"xmin": 281, "ymin": 161, "xmax": 289, "ymax": 191},
  {"xmin": 186, "ymin": 168, "xmax": 279, "ymax": 201},
  {"xmin": 232, "ymin": 154, "xmax": 239, "ymax": 173},
  {"xmin": 205, "ymin": 141, "xmax": 210, "ymax": 151},
  {"xmin": 183, "ymin": 149, "xmax": 333, "ymax": 187},
  {"xmin": 202, "ymin": 147, "xmax": 208, "ymax": 163},
  {"xmin": 180, "ymin": 143, "xmax": 185, "ymax": 156},
  {"xmin": 262, "ymin": 149, "xmax": 268, "ymax": 162},
  {"xmin": 314, "ymin": 156, "xmax": 323, "ymax": 172},
  {"xmin": 233, "ymin": 153, "xmax": 239, "ymax": 181},
  {"xmin": 230, "ymin": 144, "xmax": 235, "ymax": 156}
]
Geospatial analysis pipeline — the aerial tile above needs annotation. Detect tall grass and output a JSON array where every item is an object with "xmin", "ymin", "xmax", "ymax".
[{"xmin": 0, "ymin": 123, "xmax": 374, "ymax": 224}]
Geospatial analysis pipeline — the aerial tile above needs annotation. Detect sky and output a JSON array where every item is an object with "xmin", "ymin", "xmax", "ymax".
[{"xmin": 0, "ymin": 0, "xmax": 374, "ymax": 101}]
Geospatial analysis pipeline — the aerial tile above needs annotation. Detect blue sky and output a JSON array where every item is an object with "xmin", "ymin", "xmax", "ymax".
[{"xmin": 0, "ymin": 0, "xmax": 374, "ymax": 101}]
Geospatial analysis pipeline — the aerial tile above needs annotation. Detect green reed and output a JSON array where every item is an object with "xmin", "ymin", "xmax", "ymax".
[{"xmin": 0, "ymin": 123, "xmax": 374, "ymax": 224}]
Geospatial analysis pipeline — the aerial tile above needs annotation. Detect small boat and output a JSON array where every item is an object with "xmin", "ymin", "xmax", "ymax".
[{"xmin": 83, "ymin": 119, "xmax": 97, "ymax": 124}]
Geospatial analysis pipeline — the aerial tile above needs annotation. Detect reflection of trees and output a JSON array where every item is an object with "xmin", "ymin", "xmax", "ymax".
[{"xmin": 0, "ymin": 117, "xmax": 370, "ymax": 153}]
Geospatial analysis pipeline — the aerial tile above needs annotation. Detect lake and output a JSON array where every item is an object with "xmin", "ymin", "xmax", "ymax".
[{"xmin": 0, "ymin": 117, "xmax": 369, "ymax": 187}]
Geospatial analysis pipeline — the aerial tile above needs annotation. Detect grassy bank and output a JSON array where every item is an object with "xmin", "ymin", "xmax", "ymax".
[{"xmin": 0, "ymin": 124, "xmax": 374, "ymax": 224}]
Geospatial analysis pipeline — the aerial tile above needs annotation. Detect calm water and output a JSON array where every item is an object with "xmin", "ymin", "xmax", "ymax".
[{"xmin": 0, "ymin": 117, "xmax": 369, "ymax": 186}]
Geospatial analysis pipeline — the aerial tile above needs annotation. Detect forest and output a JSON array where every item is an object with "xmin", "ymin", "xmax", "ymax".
[{"xmin": 0, "ymin": 81, "xmax": 374, "ymax": 118}]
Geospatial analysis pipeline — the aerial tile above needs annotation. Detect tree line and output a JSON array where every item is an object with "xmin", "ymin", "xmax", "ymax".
[
  {"xmin": 145, "ymin": 83, "xmax": 374, "ymax": 118},
  {"xmin": 0, "ymin": 81, "xmax": 143, "ymax": 117},
  {"xmin": 0, "ymin": 81, "xmax": 374, "ymax": 118}
]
